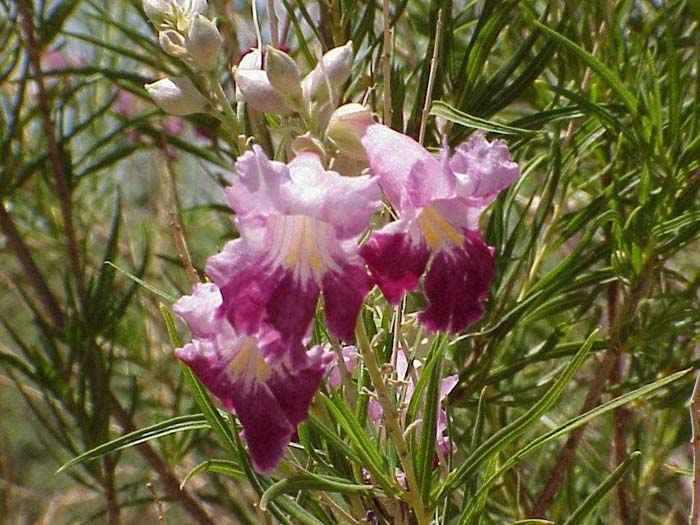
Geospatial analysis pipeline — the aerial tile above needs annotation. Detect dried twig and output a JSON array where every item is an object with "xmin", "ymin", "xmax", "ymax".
[
  {"xmin": 529, "ymin": 350, "xmax": 618, "ymax": 517},
  {"xmin": 159, "ymin": 146, "xmax": 200, "ymax": 287},
  {"xmin": 0, "ymin": 204, "xmax": 64, "ymax": 330},
  {"xmin": 111, "ymin": 399, "xmax": 214, "ymax": 525},
  {"xmin": 690, "ymin": 371, "xmax": 700, "ymax": 525},
  {"xmin": 146, "ymin": 482, "xmax": 167, "ymax": 525},
  {"xmin": 17, "ymin": 1, "xmax": 86, "ymax": 304},
  {"xmin": 418, "ymin": 9, "xmax": 443, "ymax": 146},
  {"xmin": 381, "ymin": 0, "xmax": 393, "ymax": 126}
]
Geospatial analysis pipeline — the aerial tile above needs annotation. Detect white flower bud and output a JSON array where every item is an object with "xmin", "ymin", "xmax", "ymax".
[
  {"xmin": 303, "ymin": 41, "xmax": 354, "ymax": 103},
  {"xmin": 145, "ymin": 76, "xmax": 210, "ymax": 115},
  {"xmin": 143, "ymin": 0, "xmax": 173, "ymax": 27},
  {"xmin": 238, "ymin": 48, "xmax": 263, "ymax": 70},
  {"xmin": 159, "ymin": 30, "xmax": 188, "ymax": 57},
  {"xmin": 234, "ymin": 68, "xmax": 290, "ymax": 115},
  {"xmin": 291, "ymin": 133, "xmax": 325, "ymax": 158},
  {"xmin": 186, "ymin": 14, "xmax": 221, "ymax": 71},
  {"xmin": 264, "ymin": 45, "xmax": 303, "ymax": 110},
  {"xmin": 327, "ymin": 103, "xmax": 373, "ymax": 160}
]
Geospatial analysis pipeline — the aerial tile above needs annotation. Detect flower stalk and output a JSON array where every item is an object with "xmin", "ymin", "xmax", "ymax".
[
  {"xmin": 207, "ymin": 73, "xmax": 244, "ymax": 152},
  {"xmin": 356, "ymin": 319, "xmax": 429, "ymax": 525}
]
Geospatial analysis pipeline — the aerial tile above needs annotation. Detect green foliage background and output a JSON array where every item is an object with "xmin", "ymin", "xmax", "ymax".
[{"xmin": 1, "ymin": 0, "xmax": 699, "ymax": 523}]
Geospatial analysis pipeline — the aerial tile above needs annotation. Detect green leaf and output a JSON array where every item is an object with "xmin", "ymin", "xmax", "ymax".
[
  {"xmin": 563, "ymin": 451, "xmax": 641, "ymax": 525},
  {"xmin": 180, "ymin": 459, "xmax": 246, "ymax": 488},
  {"xmin": 260, "ymin": 473, "xmax": 381, "ymax": 511},
  {"xmin": 106, "ymin": 262, "xmax": 175, "ymax": 302},
  {"xmin": 431, "ymin": 101, "xmax": 538, "ymax": 136},
  {"xmin": 416, "ymin": 340, "xmax": 445, "ymax": 505},
  {"xmin": 321, "ymin": 392, "xmax": 396, "ymax": 493},
  {"xmin": 459, "ymin": 370, "xmax": 689, "ymax": 517},
  {"xmin": 434, "ymin": 331, "xmax": 599, "ymax": 503},
  {"xmin": 530, "ymin": 19, "xmax": 638, "ymax": 117},
  {"xmin": 57, "ymin": 414, "xmax": 209, "ymax": 473}
]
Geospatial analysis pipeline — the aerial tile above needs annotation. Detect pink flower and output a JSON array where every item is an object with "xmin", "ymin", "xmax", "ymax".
[
  {"xmin": 327, "ymin": 345, "xmax": 358, "ymax": 387},
  {"xmin": 367, "ymin": 347, "xmax": 458, "ymax": 464},
  {"xmin": 207, "ymin": 146, "xmax": 382, "ymax": 343},
  {"xmin": 331, "ymin": 105, "xmax": 520, "ymax": 333},
  {"xmin": 173, "ymin": 283, "xmax": 333, "ymax": 473}
]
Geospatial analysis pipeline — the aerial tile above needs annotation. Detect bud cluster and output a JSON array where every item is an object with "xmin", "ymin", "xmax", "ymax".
[
  {"xmin": 143, "ymin": 0, "xmax": 222, "ymax": 115},
  {"xmin": 144, "ymin": 0, "xmax": 222, "ymax": 71},
  {"xmin": 235, "ymin": 42, "xmax": 354, "ymax": 130}
]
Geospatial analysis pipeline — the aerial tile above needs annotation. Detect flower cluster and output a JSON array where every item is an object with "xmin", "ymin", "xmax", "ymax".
[
  {"xmin": 173, "ymin": 283, "xmax": 332, "ymax": 473},
  {"xmin": 143, "ymin": 0, "xmax": 221, "ymax": 115},
  {"xmin": 235, "ymin": 42, "xmax": 353, "ymax": 129},
  {"xmin": 149, "ymin": 1, "xmax": 520, "ymax": 474},
  {"xmin": 329, "ymin": 104, "xmax": 520, "ymax": 333}
]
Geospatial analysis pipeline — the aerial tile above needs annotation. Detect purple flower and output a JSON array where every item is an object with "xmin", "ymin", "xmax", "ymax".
[
  {"xmin": 207, "ymin": 146, "xmax": 382, "ymax": 343},
  {"xmin": 366, "ymin": 348, "xmax": 458, "ymax": 464},
  {"xmin": 173, "ymin": 283, "xmax": 333, "ymax": 473},
  {"xmin": 327, "ymin": 345, "xmax": 358, "ymax": 388},
  {"xmin": 330, "ymin": 105, "xmax": 520, "ymax": 333}
]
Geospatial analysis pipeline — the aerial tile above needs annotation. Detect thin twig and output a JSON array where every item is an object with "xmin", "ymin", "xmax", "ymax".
[
  {"xmin": 17, "ymin": 1, "xmax": 86, "ymax": 305},
  {"xmin": 170, "ymin": 212, "xmax": 200, "ymax": 287},
  {"xmin": 0, "ymin": 203, "xmax": 64, "ymax": 330},
  {"xmin": 357, "ymin": 321, "xmax": 429, "ymax": 525},
  {"xmin": 266, "ymin": 0, "xmax": 279, "ymax": 48},
  {"xmin": 146, "ymin": 482, "xmax": 167, "ymax": 525},
  {"xmin": 381, "ymin": 0, "xmax": 393, "ymax": 126},
  {"xmin": 110, "ymin": 399, "xmax": 215, "ymax": 525},
  {"xmin": 418, "ymin": 9, "xmax": 443, "ymax": 146},
  {"xmin": 529, "ymin": 350, "xmax": 618, "ymax": 517},
  {"xmin": 155, "ymin": 137, "xmax": 200, "ymax": 286},
  {"xmin": 103, "ymin": 456, "xmax": 120, "ymax": 525},
  {"xmin": 690, "ymin": 371, "xmax": 700, "ymax": 525}
]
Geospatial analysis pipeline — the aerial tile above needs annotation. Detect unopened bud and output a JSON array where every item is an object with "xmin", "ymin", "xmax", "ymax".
[
  {"xmin": 291, "ymin": 133, "xmax": 325, "ymax": 158},
  {"xmin": 264, "ymin": 45, "xmax": 303, "ymax": 110},
  {"xmin": 159, "ymin": 30, "xmax": 188, "ymax": 57},
  {"xmin": 143, "ymin": 0, "xmax": 172, "ymax": 27},
  {"xmin": 145, "ymin": 76, "xmax": 210, "ymax": 115},
  {"xmin": 234, "ymin": 68, "xmax": 290, "ymax": 115},
  {"xmin": 186, "ymin": 14, "xmax": 221, "ymax": 71},
  {"xmin": 303, "ymin": 41, "xmax": 354, "ymax": 103},
  {"xmin": 327, "ymin": 103, "xmax": 374, "ymax": 159}
]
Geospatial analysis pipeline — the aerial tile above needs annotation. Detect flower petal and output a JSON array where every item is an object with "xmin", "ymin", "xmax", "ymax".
[
  {"xmin": 207, "ymin": 242, "xmax": 272, "ymax": 335},
  {"xmin": 287, "ymin": 152, "xmax": 382, "ymax": 238},
  {"xmin": 172, "ymin": 282, "xmax": 224, "ymax": 338},
  {"xmin": 449, "ymin": 132, "xmax": 520, "ymax": 205},
  {"xmin": 227, "ymin": 146, "xmax": 291, "ymax": 219},
  {"xmin": 266, "ymin": 345, "xmax": 334, "ymax": 426},
  {"xmin": 175, "ymin": 336, "xmax": 293, "ymax": 474},
  {"xmin": 360, "ymin": 124, "xmax": 455, "ymax": 215},
  {"xmin": 266, "ymin": 268, "xmax": 320, "ymax": 343},
  {"xmin": 328, "ymin": 345, "xmax": 358, "ymax": 387},
  {"xmin": 419, "ymin": 230, "xmax": 494, "ymax": 333},
  {"xmin": 360, "ymin": 221, "xmax": 430, "ymax": 304},
  {"xmin": 321, "ymin": 258, "xmax": 372, "ymax": 341}
]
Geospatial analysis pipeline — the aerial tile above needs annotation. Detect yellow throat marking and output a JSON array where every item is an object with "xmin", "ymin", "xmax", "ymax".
[
  {"xmin": 417, "ymin": 205, "xmax": 464, "ymax": 250},
  {"xmin": 228, "ymin": 336, "xmax": 270, "ymax": 382},
  {"xmin": 282, "ymin": 216, "xmax": 327, "ymax": 277}
]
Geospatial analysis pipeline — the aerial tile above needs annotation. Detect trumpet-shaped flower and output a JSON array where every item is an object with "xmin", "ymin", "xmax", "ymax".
[
  {"xmin": 207, "ymin": 146, "xmax": 382, "ymax": 343},
  {"xmin": 330, "ymin": 105, "xmax": 519, "ymax": 333},
  {"xmin": 325, "ymin": 345, "xmax": 456, "ymax": 457},
  {"xmin": 173, "ymin": 283, "xmax": 332, "ymax": 473}
]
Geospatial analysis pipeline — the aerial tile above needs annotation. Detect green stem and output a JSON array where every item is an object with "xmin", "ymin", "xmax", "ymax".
[
  {"xmin": 208, "ymin": 74, "xmax": 245, "ymax": 152},
  {"xmin": 356, "ymin": 320, "xmax": 429, "ymax": 525}
]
